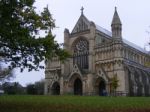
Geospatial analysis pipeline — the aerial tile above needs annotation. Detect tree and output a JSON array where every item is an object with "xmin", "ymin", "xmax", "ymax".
[
  {"xmin": 26, "ymin": 83, "xmax": 37, "ymax": 95},
  {"xmin": 34, "ymin": 79, "xmax": 44, "ymax": 95},
  {"xmin": 2, "ymin": 82, "xmax": 25, "ymax": 94},
  {"xmin": 110, "ymin": 74, "xmax": 119, "ymax": 96},
  {"xmin": 26, "ymin": 79, "xmax": 44, "ymax": 95},
  {"xmin": 0, "ymin": 63, "xmax": 14, "ymax": 82},
  {"xmin": 0, "ymin": 0, "xmax": 69, "ymax": 73},
  {"xmin": 144, "ymin": 62, "xmax": 150, "ymax": 68}
]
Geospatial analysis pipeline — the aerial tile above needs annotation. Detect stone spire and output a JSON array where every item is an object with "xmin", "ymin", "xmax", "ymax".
[
  {"xmin": 111, "ymin": 7, "xmax": 122, "ymax": 39},
  {"xmin": 111, "ymin": 7, "xmax": 122, "ymax": 25}
]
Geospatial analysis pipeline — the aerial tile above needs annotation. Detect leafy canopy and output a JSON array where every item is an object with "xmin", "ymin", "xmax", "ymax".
[{"xmin": 0, "ymin": 0, "xmax": 69, "ymax": 72}]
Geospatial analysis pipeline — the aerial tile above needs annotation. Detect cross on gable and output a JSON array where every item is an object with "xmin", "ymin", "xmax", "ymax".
[{"xmin": 81, "ymin": 6, "xmax": 84, "ymax": 15}]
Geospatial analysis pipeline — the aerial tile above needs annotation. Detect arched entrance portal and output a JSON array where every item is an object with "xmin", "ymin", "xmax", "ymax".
[
  {"xmin": 74, "ymin": 78, "xmax": 82, "ymax": 95},
  {"xmin": 99, "ymin": 80, "xmax": 106, "ymax": 96},
  {"xmin": 95, "ymin": 77, "xmax": 107, "ymax": 96},
  {"xmin": 51, "ymin": 82, "xmax": 60, "ymax": 95}
]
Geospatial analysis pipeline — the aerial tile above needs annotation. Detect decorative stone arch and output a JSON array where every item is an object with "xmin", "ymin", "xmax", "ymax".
[
  {"xmin": 147, "ymin": 72, "xmax": 150, "ymax": 95},
  {"xmin": 69, "ymin": 64, "xmax": 82, "ymax": 82},
  {"xmin": 95, "ymin": 77, "xmax": 107, "ymax": 96},
  {"xmin": 141, "ymin": 70, "xmax": 149, "ymax": 96},
  {"xmin": 134, "ymin": 68, "xmax": 143, "ymax": 96},
  {"xmin": 51, "ymin": 81, "xmax": 60, "ymax": 95},
  {"xmin": 68, "ymin": 73, "xmax": 83, "ymax": 95},
  {"xmin": 68, "ymin": 73, "xmax": 83, "ymax": 87},
  {"xmin": 95, "ymin": 66, "xmax": 109, "ymax": 96},
  {"xmin": 95, "ymin": 66, "xmax": 109, "ymax": 81},
  {"xmin": 124, "ymin": 65, "xmax": 135, "ymax": 96},
  {"xmin": 97, "ymin": 67, "xmax": 109, "ymax": 83}
]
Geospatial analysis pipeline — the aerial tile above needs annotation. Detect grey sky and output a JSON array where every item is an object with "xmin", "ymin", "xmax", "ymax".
[{"xmin": 13, "ymin": 0, "xmax": 150, "ymax": 86}]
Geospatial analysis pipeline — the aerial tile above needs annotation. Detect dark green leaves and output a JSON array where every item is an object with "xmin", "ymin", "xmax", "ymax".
[{"xmin": 0, "ymin": 0, "xmax": 69, "ymax": 72}]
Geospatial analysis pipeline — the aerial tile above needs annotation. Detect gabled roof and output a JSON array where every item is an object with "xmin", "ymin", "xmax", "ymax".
[
  {"xmin": 71, "ymin": 14, "xmax": 90, "ymax": 34},
  {"xmin": 96, "ymin": 25, "xmax": 148, "ymax": 54},
  {"xmin": 71, "ymin": 11, "xmax": 148, "ymax": 54},
  {"xmin": 122, "ymin": 39, "xmax": 148, "ymax": 54},
  {"xmin": 96, "ymin": 24, "xmax": 112, "ymax": 36}
]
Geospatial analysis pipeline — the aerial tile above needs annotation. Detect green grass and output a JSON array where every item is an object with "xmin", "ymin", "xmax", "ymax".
[{"xmin": 0, "ymin": 95, "xmax": 150, "ymax": 112}]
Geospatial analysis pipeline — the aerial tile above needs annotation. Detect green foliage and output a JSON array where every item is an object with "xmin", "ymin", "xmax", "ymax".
[
  {"xmin": 2, "ymin": 82, "xmax": 25, "ymax": 94},
  {"xmin": 111, "ymin": 75, "xmax": 119, "ymax": 90},
  {"xmin": 0, "ymin": 0, "xmax": 69, "ymax": 72},
  {"xmin": 26, "ymin": 83, "xmax": 37, "ymax": 95},
  {"xmin": 34, "ymin": 79, "xmax": 44, "ymax": 95},
  {"xmin": 144, "ymin": 62, "xmax": 150, "ymax": 68},
  {"xmin": 0, "ymin": 64, "xmax": 14, "ymax": 82},
  {"xmin": 0, "ymin": 96, "xmax": 150, "ymax": 112},
  {"xmin": 110, "ymin": 74, "xmax": 119, "ymax": 95},
  {"xmin": 26, "ymin": 79, "xmax": 44, "ymax": 95}
]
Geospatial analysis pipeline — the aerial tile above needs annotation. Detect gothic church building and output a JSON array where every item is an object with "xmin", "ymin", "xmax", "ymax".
[{"xmin": 45, "ymin": 8, "xmax": 150, "ymax": 96}]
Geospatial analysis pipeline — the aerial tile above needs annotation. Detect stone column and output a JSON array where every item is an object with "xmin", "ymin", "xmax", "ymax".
[
  {"xmin": 44, "ymin": 80, "xmax": 48, "ymax": 95},
  {"xmin": 60, "ymin": 76, "xmax": 64, "ymax": 95},
  {"xmin": 89, "ymin": 22, "xmax": 96, "ymax": 73}
]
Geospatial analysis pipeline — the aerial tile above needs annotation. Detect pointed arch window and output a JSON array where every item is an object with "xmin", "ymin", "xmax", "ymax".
[{"xmin": 73, "ymin": 38, "xmax": 89, "ymax": 69}]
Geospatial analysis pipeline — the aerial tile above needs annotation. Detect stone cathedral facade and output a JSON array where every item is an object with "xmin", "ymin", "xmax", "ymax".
[{"xmin": 45, "ymin": 8, "xmax": 150, "ymax": 96}]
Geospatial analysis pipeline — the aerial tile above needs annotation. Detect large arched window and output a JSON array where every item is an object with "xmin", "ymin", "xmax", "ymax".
[{"xmin": 73, "ymin": 38, "xmax": 89, "ymax": 69}]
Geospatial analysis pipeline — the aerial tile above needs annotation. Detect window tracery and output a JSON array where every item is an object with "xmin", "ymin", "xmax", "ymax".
[{"xmin": 73, "ymin": 38, "xmax": 89, "ymax": 69}]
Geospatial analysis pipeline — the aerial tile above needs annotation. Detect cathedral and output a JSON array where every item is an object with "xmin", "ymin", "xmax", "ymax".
[{"xmin": 45, "ymin": 7, "xmax": 150, "ymax": 96}]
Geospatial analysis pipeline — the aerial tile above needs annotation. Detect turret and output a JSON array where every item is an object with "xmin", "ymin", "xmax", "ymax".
[
  {"xmin": 111, "ymin": 7, "xmax": 122, "ymax": 39},
  {"xmin": 64, "ymin": 28, "xmax": 70, "ymax": 50}
]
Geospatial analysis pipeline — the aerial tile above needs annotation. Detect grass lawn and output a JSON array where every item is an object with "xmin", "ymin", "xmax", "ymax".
[{"xmin": 0, "ymin": 95, "xmax": 150, "ymax": 112}]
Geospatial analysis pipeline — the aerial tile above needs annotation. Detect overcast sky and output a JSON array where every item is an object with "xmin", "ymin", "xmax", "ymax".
[{"xmin": 12, "ymin": 0, "xmax": 150, "ymax": 86}]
